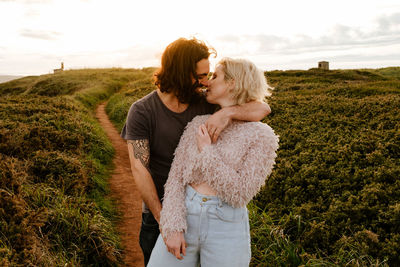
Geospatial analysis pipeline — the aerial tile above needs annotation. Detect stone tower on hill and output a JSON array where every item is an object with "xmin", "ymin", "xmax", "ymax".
[
  {"xmin": 53, "ymin": 62, "xmax": 64, "ymax": 73},
  {"xmin": 318, "ymin": 61, "xmax": 329, "ymax": 70}
]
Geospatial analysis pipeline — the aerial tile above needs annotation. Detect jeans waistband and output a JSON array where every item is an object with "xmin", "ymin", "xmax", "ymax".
[{"xmin": 186, "ymin": 185, "xmax": 222, "ymax": 206}]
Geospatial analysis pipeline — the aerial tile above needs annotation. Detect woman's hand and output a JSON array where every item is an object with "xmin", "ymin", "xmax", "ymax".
[
  {"xmin": 164, "ymin": 232, "xmax": 186, "ymax": 260},
  {"xmin": 196, "ymin": 124, "xmax": 211, "ymax": 152},
  {"xmin": 204, "ymin": 108, "xmax": 232, "ymax": 143}
]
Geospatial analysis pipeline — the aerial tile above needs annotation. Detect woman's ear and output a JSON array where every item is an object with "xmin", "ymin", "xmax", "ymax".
[{"xmin": 228, "ymin": 79, "xmax": 235, "ymax": 91}]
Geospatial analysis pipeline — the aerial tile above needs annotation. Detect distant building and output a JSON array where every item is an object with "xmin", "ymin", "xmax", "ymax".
[
  {"xmin": 53, "ymin": 62, "xmax": 64, "ymax": 73},
  {"xmin": 318, "ymin": 61, "xmax": 329, "ymax": 70}
]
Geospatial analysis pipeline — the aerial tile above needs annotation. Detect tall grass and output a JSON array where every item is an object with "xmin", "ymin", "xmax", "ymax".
[
  {"xmin": 2, "ymin": 66, "xmax": 398, "ymax": 265},
  {"xmin": 105, "ymin": 66, "xmax": 399, "ymax": 266},
  {"xmin": 254, "ymin": 67, "xmax": 399, "ymax": 266},
  {"xmin": 105, "ymin": 68, "xmax": 157, "ymax": 131},
  {"xmin": 0, "ymin": 68, "xmax": 148, "ymax": 266}
]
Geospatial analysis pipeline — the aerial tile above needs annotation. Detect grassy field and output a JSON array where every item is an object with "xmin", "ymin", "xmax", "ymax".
[
  {"xmin": 251, "ymin": 67, "xmax": 400, "ymax": 266},
  {"xmin": 106, "ymin": 67, "xmax": 400, "ymax": 266},
  {"xmin": 0, "ymin": 68, "xmax": 149, "ymax": 266},
  {"xmin": 1, "ymin": 66, "xmax": 399, "ymax": 266}
]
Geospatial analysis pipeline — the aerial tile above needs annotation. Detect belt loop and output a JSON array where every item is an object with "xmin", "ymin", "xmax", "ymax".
[
  {"xmin": 218, "ymin": 198, "xmax": 223, "ymax": 207},
  {"xmin": 189, "ymin": 186, "xmax": 196, "ymax": 200}
]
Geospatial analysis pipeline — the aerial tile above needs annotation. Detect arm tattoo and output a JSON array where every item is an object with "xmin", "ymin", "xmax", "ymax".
[{"xmin": 127, "ymin": 139, "xmax": 150, "ymax": 169}]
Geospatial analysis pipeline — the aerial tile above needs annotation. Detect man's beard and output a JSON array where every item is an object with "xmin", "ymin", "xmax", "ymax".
[
  {"xmin": 175, "ymin": 80, "xmax": 208, "ymax": 104},
  {"xmin": 192, "ymin": 80, "xmax": 208, "ymax": 97}
]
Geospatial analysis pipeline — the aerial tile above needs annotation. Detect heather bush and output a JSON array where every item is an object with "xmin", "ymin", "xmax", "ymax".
[
  {"xmin": 251, "ymin": 68, "xmax": 399, "ymax": 265},
  {"xmin": 29, "ymin": 150, "xmax": 89, "ymax": 195},
  {"xmin": 0, "ymin": 95, "xmax": 121, "ymax": 265},
  {"xmin": 0, "ymin": 154, "xmax": 53, "ymax": 266},
  {"xmin": 2, "ymin": 66, "xmax": 398, "ymax": 265},
  {"xmin": 105, "ymin": 67, "xmax": 399, "ymax": 265},
  {"xmin": 0, "ymin": 68, "xmax": 146, "ymax": 265}
]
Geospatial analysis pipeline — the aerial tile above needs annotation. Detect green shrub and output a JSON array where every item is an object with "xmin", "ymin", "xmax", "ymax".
[
  {"xmin": 29, "ymin": 151, "xmax": 89, "ymax": 195},
  {"xmin": 252, "ymin": 69, "xmax": 400, "ymax": 265},
  {"xmin": 0, "ymin": 69, "xmax": 148, "ymax": 265},
  {"xmin": 42, "ymin": 194, "xmax": 121, "ymax": 266},
  {"xmin": 0, "ymin": 154, "xmax": 51, "ymax": 266},
  {"xmin": 0, "ymin": 93, "xmax": 121, "ymax": 266},
  {"xmin": 105, "ymin": 67, "xmax": 399, "ymax": 265},
  {"xmin": 28, "ymin": 76, "xmax": 83, "ymax": 96},
  {"xmin": 0, "ymin": 75, "xmax": 40, "ymax": 95}
]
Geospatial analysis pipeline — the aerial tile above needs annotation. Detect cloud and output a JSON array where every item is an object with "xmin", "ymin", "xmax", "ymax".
[
  {"xmin": 213, "ymin": 12, "xmax": 400, "ymax": 71},
  {"xmin": 217, "ymin": 35, "xmax": 241, "ymax": 43},
  {"xmin": 0, "ymin": 42, "xmax": 163, "ymax": 75},
  {"xmin": 376, "ymin": 12, "xmax": 400, "ymax": 31},
  {"xmin": 24, "ymin": 8, "xmax": 40, "ymax": 17},
  {"xmin": 216, "ymin": 12, "xmax": 400, "ymax": 56},
  {"xmin": 116, "ymin": 45, "xmax": 162, "ymax": 62},
  {"xmin": 19, "ymin": 29, "xmax": 61, "ymax": 40},
  {"xmin": 331, "ymin": 53, "xmax": 400, "ymax": 62},
  {"xmin": 0, "ymin": 0, "xmax": 51, "ymax": 3},
  {"xmin": 41, "ymin": 45, "xmax": 161, "ymax": 70}
]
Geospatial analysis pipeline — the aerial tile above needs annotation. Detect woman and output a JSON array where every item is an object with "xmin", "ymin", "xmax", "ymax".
[{"xmin": 148, "ymin": 58, "xmax": 279, "ymax": 266}]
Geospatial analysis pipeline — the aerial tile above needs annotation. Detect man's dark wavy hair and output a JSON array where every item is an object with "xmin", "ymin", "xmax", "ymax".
[{"xmin": 154, "ymin": 37, "xmax": 216, "ymax": 104}]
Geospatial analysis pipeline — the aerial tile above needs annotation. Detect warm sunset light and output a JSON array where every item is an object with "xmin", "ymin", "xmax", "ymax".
[
  {"xmin": 2, "ymin": 1, "xmax": 400, "ymax": 266},
  {"xmin": 0, "ymin": 0, "xmax": 399, "ymax": 75}
]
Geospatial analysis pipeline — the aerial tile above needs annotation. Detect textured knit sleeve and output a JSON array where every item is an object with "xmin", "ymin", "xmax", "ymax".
[
  {"xmin": 196, "ymin": 123, "xmax": 279, "ymax": 208},
  {"xmin": 159, "ymin": 115, "xmax": 208, "ymax": 240}
]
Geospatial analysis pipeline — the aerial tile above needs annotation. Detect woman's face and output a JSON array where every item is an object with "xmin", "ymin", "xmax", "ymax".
[{"xmin": 206, "ymin": 65, "xmax": 234, "ymax": 106}]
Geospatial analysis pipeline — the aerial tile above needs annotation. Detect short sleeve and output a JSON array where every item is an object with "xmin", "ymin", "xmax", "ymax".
[
  {"xmin": 120, "ymin": 101, "xmax": 150, "ymax": 140},
  {"xmin": 206, "ymin": 102, "xmax": 218, "ymax": 114},
  {"xmin": 199, "ymin": 97, "xmax": 218, "ymax": 114}
]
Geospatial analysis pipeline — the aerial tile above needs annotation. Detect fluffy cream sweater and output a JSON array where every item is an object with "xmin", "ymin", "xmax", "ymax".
[{"xmin": 160, "ymin": 115, "xmax": 279, "ymax": 240}]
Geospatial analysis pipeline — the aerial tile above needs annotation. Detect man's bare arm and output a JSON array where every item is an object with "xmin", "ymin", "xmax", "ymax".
[
  {"xmin": 228, "ymin": 101, "xmax": 271, "ymax": 121},
  {"xmin": 205, "ymin": 101, "xmax": 271, "ymax": 142},
  {"xmin": 127, "ymin": 139, "xmax": 162, "ymax": 223}
]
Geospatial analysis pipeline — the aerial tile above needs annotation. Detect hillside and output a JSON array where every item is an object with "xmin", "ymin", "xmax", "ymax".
[
  {"xmin": 0, "ymin": 75, "xmax": 23, "ymax": 83},
  {"xmin": 257, "ymin": 67, "xmax": 400, "ymax": 266},
  {"xmin": 368, "ymin": 66, "xmax": 400, "ymax": 79},
  {"xmin": 1, "ymin": 66, "xmax": 399, "ymax": 266},
  {"xmin": 0, "ymin": 68, "xmax": 151, "ymax": 266},
  {"xmin": 106, "ymin": 66, "xmax": 400, "ymax": 266}
]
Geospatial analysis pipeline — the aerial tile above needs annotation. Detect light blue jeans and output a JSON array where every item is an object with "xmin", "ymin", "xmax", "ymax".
[{"xmin": 148, "ymin": 185, "xmax": 251, "ymax": 267}]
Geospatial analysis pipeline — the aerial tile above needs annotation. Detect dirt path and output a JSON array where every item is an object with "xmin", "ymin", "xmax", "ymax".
[{"xmin": 95, "ymin": 103, "xmax": 144, "ymax": 267}]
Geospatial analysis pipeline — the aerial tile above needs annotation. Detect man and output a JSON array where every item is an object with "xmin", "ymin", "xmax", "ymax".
[{"xmin": 120, "ymin": 37, "xmax": 270, "ymax": 266}]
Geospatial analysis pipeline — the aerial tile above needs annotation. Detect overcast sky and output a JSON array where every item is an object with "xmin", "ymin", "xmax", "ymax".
[{"xmin": 0, "ymin": 0, "xmax": 399, "ymax": 75}]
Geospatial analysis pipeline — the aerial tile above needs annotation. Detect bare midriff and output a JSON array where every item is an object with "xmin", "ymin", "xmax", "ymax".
[{"xmin": 189, "ymin": 182, "xmax": 217, "ymax": 196}]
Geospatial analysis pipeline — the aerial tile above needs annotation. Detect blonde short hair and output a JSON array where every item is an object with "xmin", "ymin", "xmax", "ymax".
[{"xmin": 218, "ymin": 57, "xmax": 273, "ymax": 105}]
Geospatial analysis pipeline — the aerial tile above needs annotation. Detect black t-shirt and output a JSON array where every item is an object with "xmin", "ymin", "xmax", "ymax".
[{"xmin": 120, "ymin": 90, "xmax": 216, "ymax": 202}]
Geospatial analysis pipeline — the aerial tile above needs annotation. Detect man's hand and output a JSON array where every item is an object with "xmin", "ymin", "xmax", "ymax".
[
  {"xmin": 164, "ymin": 232, "xmax": 186, "ymax": 260},
  {"xmin": 205, "ymin": 101, "xmax": 271, "ymax": 143},
  {"xmin": 205, "ymin": 108, "xmax": 232, "ymax": 143}
]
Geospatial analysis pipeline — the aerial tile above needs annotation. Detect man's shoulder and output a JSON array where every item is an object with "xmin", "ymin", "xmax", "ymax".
[
  {"xmin": 192, "ymin": 97, "xmax": 217, "ymax": 113},
  {"xmin": 127, "ymin": 90, "xmax": 159, "ymax": 115},
  {"xmin": 185, "ymin": 114, "xmax": 210, "ymax": 130},
  {"xmin": 131, "ymin": 90, "xmax": 157, "ymax": 108},
  {"xmin": 191, "ymin": 114, "xmax": 211, "ymax": 124},
  {"xmin": 122, "ymin": 91, "xmax": 157, "ymax": 139}
]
